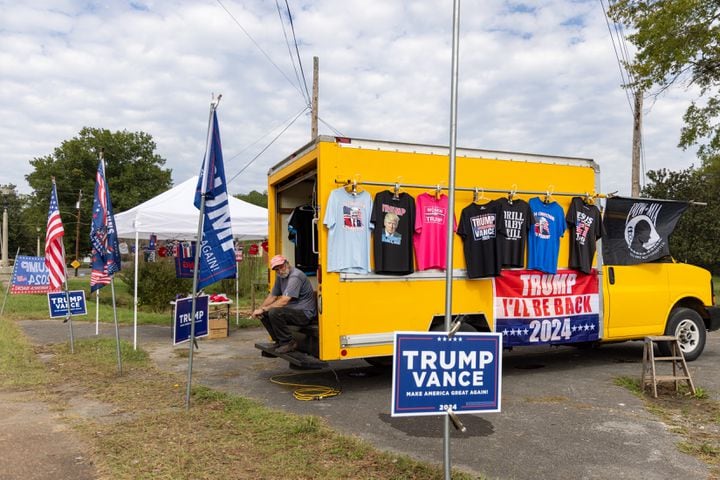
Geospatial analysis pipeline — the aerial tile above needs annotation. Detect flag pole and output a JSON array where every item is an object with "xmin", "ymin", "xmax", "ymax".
[
  {"xmin": 59, "ymin": 241, "xmax": 75, "ymax": 353},
  {"xmin": 185, "ymin": 96, "xmax": 219, "ymax": 410},
  {"xmin": 0, "ymin": 247, "xmax": 21, "ymax": 316},
  {"xmin": 110, "ymin": 278, "xmax": 122, "ymax": 374},
  {"xmin": 95, "ymin": 289, "xmax": 99, "ymax": 335},
  {"xmin": 99, "ymin": 152, "xmax": 123, "ymax": 374}
]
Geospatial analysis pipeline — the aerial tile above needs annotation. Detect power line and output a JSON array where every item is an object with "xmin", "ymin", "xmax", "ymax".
[
  {"xmin": 215, "ymin": 0, "xmax": 307, "ymax": 102},
  {"xmin": 318, "ymin": 116, "xmax": 345, "ymax": 137},
  {"xmin": 227, "ymin": 106, "xmax": 309, "ymax": 184},
  {"xmin": 284, "ymin": 0, "xmax": 311, "ymax": 103},
  {"xmin": 275, "ymin": 0, "xmax": 309, "ymax": 105},
  {"xmin": 599, "ymin": 0, "xmax": 635, "ymax": 114}
]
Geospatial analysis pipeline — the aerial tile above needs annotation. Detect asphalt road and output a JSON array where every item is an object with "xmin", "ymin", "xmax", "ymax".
[{"xmin": 20, "ymin": 319, "xmax": 720, "ymax": 480}]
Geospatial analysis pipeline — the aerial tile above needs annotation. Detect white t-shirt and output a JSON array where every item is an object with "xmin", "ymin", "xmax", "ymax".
[{"xmin": 323, "ymin": 187, "xmax": 373, "ymax": 274}]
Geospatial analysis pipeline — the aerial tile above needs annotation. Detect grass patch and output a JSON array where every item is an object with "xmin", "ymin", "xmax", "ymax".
[
  {"xmin": 1, "ymin": 275, "xmax": 258, "ymax": 328},
  {"xmin": 0, "ymin": 319, "xmax": 48, "ymax": 389},
  {"xmin": 614, "ymin": 376, "xmax": 643, "ymax": 396},
  {"xmin": 8, "ymin": 325, "xmax": 479, "ymax": 479}
]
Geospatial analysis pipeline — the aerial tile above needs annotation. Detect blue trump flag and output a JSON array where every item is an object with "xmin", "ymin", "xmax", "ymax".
[
  {"xmin": 90, "ymin": 158, "xmax": 121, "ymax": 292},
  {"xmin": 193, "ymin": 108, "xmax": 237, "ymax": 290}
]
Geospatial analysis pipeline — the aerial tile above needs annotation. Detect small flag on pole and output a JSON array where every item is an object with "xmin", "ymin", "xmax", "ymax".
[
  {"xmin": 44, "ymin": 179, "xmax": 66, "ymax": 292},
  {"xmin": 90, "ymin": 159, "xmax": 121, "ymax": 292},
  {"xmin": 193, "ymin": 108, "xmax": 237, "ymax": 290}
]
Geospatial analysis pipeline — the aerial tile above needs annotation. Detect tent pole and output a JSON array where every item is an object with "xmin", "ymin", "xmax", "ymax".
[{"xmin": 133, "ymin": 230, "xmax": 139, "ymax": 350}]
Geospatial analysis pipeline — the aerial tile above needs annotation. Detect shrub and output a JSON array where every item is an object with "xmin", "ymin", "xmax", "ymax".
[{"xmin": 119, "ymin": 258, "xmax": 192, "ymax": 312}]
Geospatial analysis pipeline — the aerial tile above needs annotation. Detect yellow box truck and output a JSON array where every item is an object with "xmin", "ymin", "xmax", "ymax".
[{"xmin": 257, "ymin": 136, "xmax": 719, "ymax": 368}]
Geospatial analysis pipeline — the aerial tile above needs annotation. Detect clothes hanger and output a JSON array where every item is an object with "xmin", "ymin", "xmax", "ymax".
[
  {"xmin": 583, "ymin": 192, "xmax": 595, "ymax": 206},
  {"xmin": 345, "ymin": 177, "xmax": 362, "ymax": 196},
  {"xmin": 393, "ymin": 182, "xmax": 401, "ymax": 200},
  {"xmin": 508, "ymin": 184, "xmax": 517, "ymax": 204},
  {"xmin": 473, "ymin": 187, "xmax": 487, "ymax": 204},
  {"xmin": 544, "ymin": 185, "xmax": 554, "ymax": 204},
  {"xmin": 434, "ymin": 184, "xmax": 442, "ymax": 201}
]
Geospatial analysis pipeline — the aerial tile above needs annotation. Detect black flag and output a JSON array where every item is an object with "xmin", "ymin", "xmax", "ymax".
[{"xmin": 602, "ymin": 197, "xmax": 688, "ymax": 265}]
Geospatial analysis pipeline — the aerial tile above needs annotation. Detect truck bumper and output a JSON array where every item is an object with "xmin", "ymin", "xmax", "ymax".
[{"xmin": 707, "ymin": 306, "xmax": 720, "ymax": 331}]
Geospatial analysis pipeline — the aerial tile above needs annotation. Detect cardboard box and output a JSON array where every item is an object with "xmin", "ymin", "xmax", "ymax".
[{"xmin": 208, "ymin": 317, "xmax": 228, "ymax": 339}]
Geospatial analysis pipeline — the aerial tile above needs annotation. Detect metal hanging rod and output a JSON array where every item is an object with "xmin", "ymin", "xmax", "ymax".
[{"xmin": 334, "ymin": 178, "xmax": 609, "ymax": 200}]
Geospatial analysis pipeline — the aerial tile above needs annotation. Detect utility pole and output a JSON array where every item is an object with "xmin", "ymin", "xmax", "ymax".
[
  {"xmin": 74, "ymin": 189, "xmax": 82, "ymax": 276},
  {"xmin": 311, "ymin": 56, "xmax": 319, "ymax": 140},
  {"xmin": 631, "ymin": 90, "xmax": 643, "ymax": 197},
  {"xmin": 1, "ymin": 205, "xmax": 7, "ymax": 268}
]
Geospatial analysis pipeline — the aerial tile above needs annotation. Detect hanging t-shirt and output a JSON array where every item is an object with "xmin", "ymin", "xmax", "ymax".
[
  {"xmin": 414, "ymin": 193, "xmax": 456, "ymax": 271},
  {"xmin": 370, "ymin": 191, "xmax": 415, "ymax": 275},
  {"xmin": 496, "ymin": 197, "xmax": 534, "ymax": 268},
  {"xmin": 323, "ymin": 187, "xmax": 373, "ymax": 274},
  {"xmin": 527, "ymin": 197, "xmax": 566, "ymax": 274},
  {"xmin": 566, "ymin": 196, "xmax": 605, "ymax": 274},
  {"xmin": 288, "ymin": 205, "xmax": 319, "ymax": 272},
  {"xmin": 456, "ymin": 200, "xmax": 505, "ymax": 278}
]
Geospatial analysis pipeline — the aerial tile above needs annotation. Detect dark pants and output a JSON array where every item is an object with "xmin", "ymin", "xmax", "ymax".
[{"xmin": 259, "ymin": 307, "xmax": 311, "ymax": 344}]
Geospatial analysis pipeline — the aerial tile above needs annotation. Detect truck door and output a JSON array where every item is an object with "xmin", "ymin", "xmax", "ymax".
[{"xmin": 603, "ymin": 263, "xmax": 669, "ymax": 339}]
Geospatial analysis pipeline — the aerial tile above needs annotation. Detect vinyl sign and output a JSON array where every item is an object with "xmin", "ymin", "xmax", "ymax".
[
  {"xmin": 47, "ymin": 290, "xmax": 87, "ymax": 317},
  {"xmin": 10, "ymin": 256, "xmax": 50, "ymax": 294},
  {"xmin": 173, "ymin": 295, "xmax": 209, "ymax": 345},
  {"xmin": 493, "ymin": 269, "xmax": 600, "ymax": 347},
  {"xmin": 391, "ymin": 332, "xmax": 502, "ymax": 417}
]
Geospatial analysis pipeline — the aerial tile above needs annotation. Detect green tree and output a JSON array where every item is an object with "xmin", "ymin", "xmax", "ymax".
[
  {"xmin": 609, "ymin": 1, "xmax": 720, "ymax": 163},
  {"xmin": 26, "ymin": 128, "xmax": 172, "ymax": 263},
  {"xmin": 642, "ymin": 166, "xmax": 720, "ymax": 271},
  {"xmin": 235, "ymin": 190, "xmax": 268, "ymax": 208}
]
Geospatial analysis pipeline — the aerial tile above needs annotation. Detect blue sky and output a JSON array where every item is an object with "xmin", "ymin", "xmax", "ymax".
[{"xmin": 0, "ymin": 0, "xmax": 699, "ymax": 199}]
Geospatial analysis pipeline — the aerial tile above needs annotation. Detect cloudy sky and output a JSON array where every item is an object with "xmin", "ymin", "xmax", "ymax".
[{"xmin": 0, "ymin": 0, "xmax": 700, "ymax": 200}]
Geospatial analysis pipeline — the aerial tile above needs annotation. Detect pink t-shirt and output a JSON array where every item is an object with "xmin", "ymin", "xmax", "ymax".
[{"xmin": 413, "ymin": 193, "xmax": 456, "ymax": 270}]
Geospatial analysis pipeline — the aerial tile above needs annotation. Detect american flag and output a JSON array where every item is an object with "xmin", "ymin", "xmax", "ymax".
[
  {"xmin": 90, "ymin": 159, "xmax": 121, "ymax": 291},
  {"xmin": 44, "ymin": 180, "xmax": 66, "ymax": 292}
]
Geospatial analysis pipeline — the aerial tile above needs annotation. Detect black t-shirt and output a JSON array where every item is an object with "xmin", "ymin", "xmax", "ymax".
[
  {"xmin": 370, "ymin": 191, "xmax": 415, "ymax": 275},
  {"xmin": 566, "ymin": 197, "xmax": 604, "ymax": 274},
  {"xmin": 288, "ymin": 206, "xmax": 319, "ymax": 272},
  {"xmin": 456, "ymin": 200, "xmax": 505, "ymax": 278},
  {"xmin": 496, "ymin": 197, "xmax": 534, "ymax": 268}
]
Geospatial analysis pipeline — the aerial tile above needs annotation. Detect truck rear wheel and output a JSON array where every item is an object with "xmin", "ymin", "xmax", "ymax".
[{"xmin": 661, "ymin": 308, "xmax": 706, "ymax": 362}]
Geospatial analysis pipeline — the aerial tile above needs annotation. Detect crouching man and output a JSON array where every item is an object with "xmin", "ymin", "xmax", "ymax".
[{"xmin": 251, "ymin": 255, "xmax": 316, "ymax": 354}]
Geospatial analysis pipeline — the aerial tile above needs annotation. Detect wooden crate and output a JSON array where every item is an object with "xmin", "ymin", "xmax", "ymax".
[{"xmin": 208, "ymin": 317, "xmax": 228, "ymax": 339}]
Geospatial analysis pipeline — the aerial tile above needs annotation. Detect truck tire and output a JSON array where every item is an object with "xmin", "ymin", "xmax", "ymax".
[{"xmin": 661, "ymin": 308, "xmax": 706, "ymax": 362}]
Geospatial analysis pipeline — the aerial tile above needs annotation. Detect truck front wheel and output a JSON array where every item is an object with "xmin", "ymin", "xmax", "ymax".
[{"xmin": 661, "ymin": 308, "xmax": 706, "ymax": 362}]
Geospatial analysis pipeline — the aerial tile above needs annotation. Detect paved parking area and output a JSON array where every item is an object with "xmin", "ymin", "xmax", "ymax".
[{"xmin": 21, "ymin": 319, "xmax": 720, "ymax": 479}]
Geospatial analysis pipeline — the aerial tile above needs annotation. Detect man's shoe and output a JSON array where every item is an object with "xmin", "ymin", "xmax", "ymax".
[{"xmin": 274, "ymin": 339, "xmax": 298, "ymax": 354}]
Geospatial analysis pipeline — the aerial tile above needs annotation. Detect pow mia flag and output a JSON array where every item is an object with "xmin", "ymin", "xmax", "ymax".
[{"xmin": 602, "ymin": 197, "xmax": 688, "ymax": 265}]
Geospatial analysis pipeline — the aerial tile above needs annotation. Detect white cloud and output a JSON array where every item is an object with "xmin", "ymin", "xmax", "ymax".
[{"xmin": 0, "ymin": 0, "xmax": 701, "ymax": 200}]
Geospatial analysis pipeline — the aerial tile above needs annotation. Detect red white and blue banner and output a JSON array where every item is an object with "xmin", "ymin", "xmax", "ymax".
[
  {"xmin": 44, "ymin": 180, "xmax": 66, "ymax": 291},
  {"xmin": 90, "ymin": 159, "xmax": 121, "ymax": 292},
  {"xmin": 10, "ymin": 255, "xmax": 50, "ymax": 294},
  {"xmin": 175, "ymin": 242, "xmax": 196, "ymax": 278},
  {"xmin": 193, "ymin": 108, "xmax": 236, "ymax": 291},
  {"xmin": 493, "ymin": 269, "xmax": 600, "ymax": 347}
]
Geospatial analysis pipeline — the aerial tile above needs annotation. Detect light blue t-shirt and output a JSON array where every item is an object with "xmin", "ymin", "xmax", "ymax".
[
  {"xmin": 527, "ymin": 197, "xmax": 566, "ymax": 274},
  {"xmin": 323, "ymin": 187, "xmax": 373, "ymax": 274}
]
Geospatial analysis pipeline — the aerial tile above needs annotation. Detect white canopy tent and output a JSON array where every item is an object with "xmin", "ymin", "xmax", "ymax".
[{"xmin": 114, "ymin": 176, "xmax": 268, "ymax": 348}]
